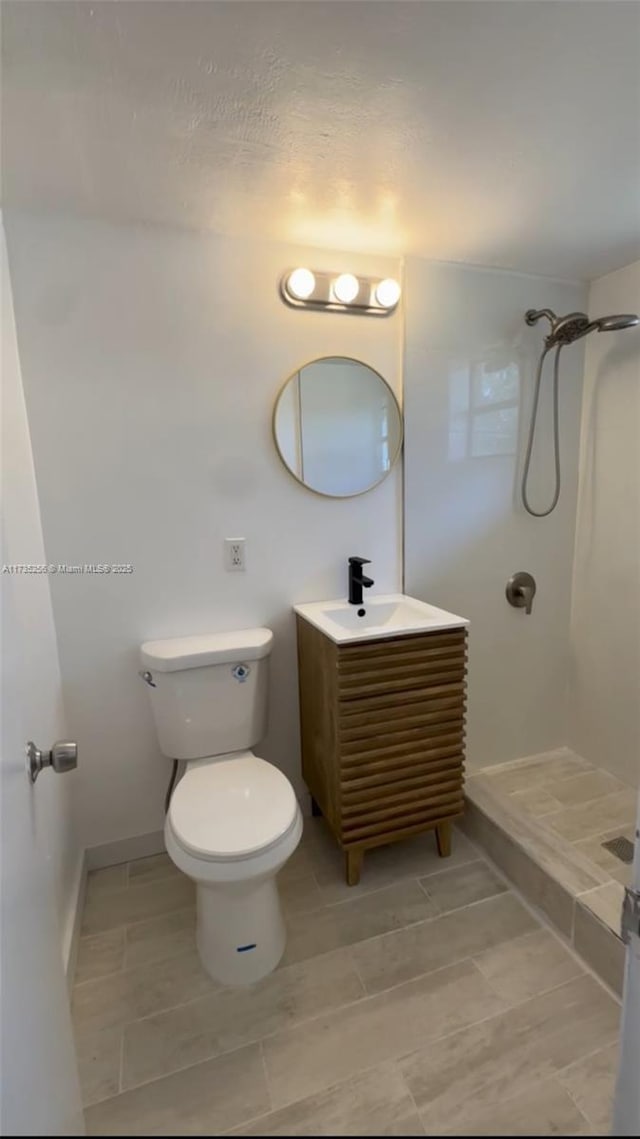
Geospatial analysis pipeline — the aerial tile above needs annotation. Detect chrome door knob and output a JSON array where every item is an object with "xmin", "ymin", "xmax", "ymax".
[
  {"xmin": 50, "ymin": 740, "xmax": 78, "ymax": 774},
  {"xmin": 26, "ymin": 740, "xmax": 78, "ymax": 783}
]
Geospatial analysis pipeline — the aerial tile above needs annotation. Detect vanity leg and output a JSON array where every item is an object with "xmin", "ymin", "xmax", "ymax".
[
  {"xmin": 311, "ymin": 796, "xmax": 322, "ymax": 818},
  {"xmin": 435, "ymin": 821, "xmax": 452, "ymax": 858},
  {"xmin": 345, "ymin": 848, "xmax": 363, "ymax": 886}
]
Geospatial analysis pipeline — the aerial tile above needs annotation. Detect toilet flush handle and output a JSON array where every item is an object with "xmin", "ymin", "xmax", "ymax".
[{"xmin": 139, "ymin": 669, "xmax": 157, "ymax": 687}]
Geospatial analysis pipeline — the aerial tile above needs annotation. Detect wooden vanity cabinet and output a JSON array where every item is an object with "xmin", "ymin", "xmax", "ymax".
[{"xmin": 295, "ymin": 617, "xmax": 467, "ymax": 885}]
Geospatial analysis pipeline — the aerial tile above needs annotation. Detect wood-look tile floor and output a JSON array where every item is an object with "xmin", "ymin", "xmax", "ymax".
[{"xmin": 74, "ymin": 822, "xmax": 620, "ymax": 1136}]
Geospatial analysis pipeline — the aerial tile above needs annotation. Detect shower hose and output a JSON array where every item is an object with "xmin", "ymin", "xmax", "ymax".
[{"xmin": 521, "ymin": 343, "xmax": 562, "ymax": 517}]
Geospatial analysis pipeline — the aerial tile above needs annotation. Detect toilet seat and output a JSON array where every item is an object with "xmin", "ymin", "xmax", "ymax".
[{"xmin": 168, "ymin": 752, "xmax": 298, "ymax": 862}]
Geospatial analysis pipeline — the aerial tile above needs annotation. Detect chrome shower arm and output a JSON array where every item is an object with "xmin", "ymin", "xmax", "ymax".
[{"xmin": 525, "ymin": 308, "xmax": 557, "ymax": 328}]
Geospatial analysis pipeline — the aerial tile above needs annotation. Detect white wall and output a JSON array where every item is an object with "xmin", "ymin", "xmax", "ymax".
[
  {"xmin": 5, "ymin": 213, "xmax": 402, "ymax": 850},
  {"xmin": 1, "ymin": 219, "xmax": 81, "ymax": 960},
  {"xmin": 12, "ymin": 207, "xmax": 630, "ymax": 851},
  {"xmin": 404, "ymin": 260, "xmax": 586, "ymax": 770},
  {"xmin": 569, "ymin": 260, "xmax": 640, "ymax": 788}
]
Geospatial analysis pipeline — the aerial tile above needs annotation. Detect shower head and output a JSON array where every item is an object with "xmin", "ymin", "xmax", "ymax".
[
  {"xmin": 547, "ymin": 312, "xmax": 592, "ymax": 346},
  {"xmin": 525, "ymin": 308, "xmax": 591, "ymax": 346},
  {"xmin": 594, "ymin": 313, "xmax": 640, "ymax": 332},
  {"xmin": 522, "ymin": 302, "xmax": 639, "ymax": 519},
  {"xmin": 525, "ymin": 307, "xmax": 639, "ymax": 347}
]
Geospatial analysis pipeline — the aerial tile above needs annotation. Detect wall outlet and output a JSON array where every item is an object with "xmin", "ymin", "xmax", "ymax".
[{"xmin": 224, "ymin": 538, "xmax": 246, "ymax": 572}]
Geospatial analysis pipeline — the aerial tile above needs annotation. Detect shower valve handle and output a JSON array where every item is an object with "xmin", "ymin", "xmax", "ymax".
[
  {"xmin": 518, "ymin": 585, "xmax": 535, "ymax": 615},
  {"xmin": 506, "ymin": 572, "xmax": 537, "ymax": 616}
]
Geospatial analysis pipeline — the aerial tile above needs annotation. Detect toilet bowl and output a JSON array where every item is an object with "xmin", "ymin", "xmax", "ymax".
[
  {"xmin": 165, "ymin": 752, "xmax": 302, "ymax": 984},
  {"xmin": 140, "ymin": 627, "xmax": 302, "ymax": 985}
]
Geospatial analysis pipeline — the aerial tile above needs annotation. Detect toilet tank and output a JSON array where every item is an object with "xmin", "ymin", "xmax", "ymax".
[{"xmin": 140, "ymin": 628, "xmax": 273, "ymax": 760}]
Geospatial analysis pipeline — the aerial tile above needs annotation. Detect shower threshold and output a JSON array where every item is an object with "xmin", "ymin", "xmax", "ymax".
[{"xmin": 460, "ymin": 748, "xmax": 635, "ymax": 998}]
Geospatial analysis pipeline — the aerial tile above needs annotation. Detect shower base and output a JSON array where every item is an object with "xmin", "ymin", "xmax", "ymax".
[{"xmin": 461, "ymin": 748, "xmax": 636, "ymax": 997}]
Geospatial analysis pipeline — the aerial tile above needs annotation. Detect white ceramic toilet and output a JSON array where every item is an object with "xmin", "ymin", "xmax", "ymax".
[{"xmin": 140, "ymin": 628, "xmax": 302, "ymax": 985}]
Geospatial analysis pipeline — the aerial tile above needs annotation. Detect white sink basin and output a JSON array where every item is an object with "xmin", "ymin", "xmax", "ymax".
[{"xmin": 294, "ymin": 593, "xmax": 468, "ymax": 645}]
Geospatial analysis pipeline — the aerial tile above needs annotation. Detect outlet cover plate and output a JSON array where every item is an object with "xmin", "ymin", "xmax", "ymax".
[{"xmin": 224, "ymin": 538, "xmax": 246, "ymax": 572}]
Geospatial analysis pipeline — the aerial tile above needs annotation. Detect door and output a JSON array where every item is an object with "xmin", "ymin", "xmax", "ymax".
[
  {"xmin": 1, "ymin": 221, "xmax": 84, "ymax": 1134},
  {"xmin": 613, "ymin": 789, "xmax": 640, "ymax": 1135}
]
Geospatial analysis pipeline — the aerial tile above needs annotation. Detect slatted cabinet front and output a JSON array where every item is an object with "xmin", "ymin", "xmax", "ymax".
[{"xmin": 296, "ymin": 617, "xmax": 467, "ymax": 884}]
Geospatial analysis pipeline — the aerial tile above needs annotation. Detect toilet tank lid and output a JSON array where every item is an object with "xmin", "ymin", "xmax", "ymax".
[{"xmin": 140, "ymin": 628, "xmax": 273, "ymax": 671}]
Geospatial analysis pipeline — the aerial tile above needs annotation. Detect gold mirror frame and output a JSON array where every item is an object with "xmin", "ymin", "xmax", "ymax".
[{"xmin": 272, "ymin": 355, "xmax": 403, "ymax": 499}]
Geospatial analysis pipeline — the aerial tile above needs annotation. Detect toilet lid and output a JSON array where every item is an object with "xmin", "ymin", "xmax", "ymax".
[{"xmin": 169, "ymin": 753, "xmax": 298, "ymax": 861}]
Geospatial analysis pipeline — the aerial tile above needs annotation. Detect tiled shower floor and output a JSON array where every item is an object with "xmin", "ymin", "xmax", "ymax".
[
  {"xmin": 472, "ymin": 750, "xmax": 635, "ymax": 881},
  {"xmin": 73, "ymin": 819, "xmax": 619, "ymax": 1135},
  {"xmin": 467, "ymin": 749, "xmax": 636, "ymax": 930}
]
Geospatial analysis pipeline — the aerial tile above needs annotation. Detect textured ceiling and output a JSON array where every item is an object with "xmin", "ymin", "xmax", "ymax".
[{"xmin": 2, "ymin": 0, "xmax": 640, "ymax": 279}]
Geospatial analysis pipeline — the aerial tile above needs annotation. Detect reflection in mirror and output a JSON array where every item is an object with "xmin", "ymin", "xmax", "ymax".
[
  {"xmin": 448, "ymin": 353, "xmax": 520, "ymax": 460},
  {"xmin": 274, "ymin": 357, "xmax": 402, "ymax": 497}
]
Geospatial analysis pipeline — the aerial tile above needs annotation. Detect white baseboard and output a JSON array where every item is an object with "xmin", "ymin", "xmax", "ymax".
[
  {"xmin": 63, "ymin": 850, "xmax": 87, "ymax": 991},
  {"xmin": 63, "ymin": 831, "xmax": 165, "ymax": 986},
  {"xmin": 297, "ymin": 787, "xmax": 313, "ymax": 817},
  {"xmin": 85, "ymin": 829, "xmax": 166, "ymax": 870},
  {"xmin": 67, "ymin": 791, "xmax": 311, "ymax": 983},
  {"xmin": 84, "ymin": 789, "xmax": 311, "ymax": 871},
  {"xmin": 81, "ymin": 787, "xmax": 310, "ymax": 881}
]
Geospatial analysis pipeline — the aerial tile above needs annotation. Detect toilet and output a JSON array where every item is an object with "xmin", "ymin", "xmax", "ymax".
[{"xmin": 139, "ymin": 627, "xmax": 302, "ymax": 985}]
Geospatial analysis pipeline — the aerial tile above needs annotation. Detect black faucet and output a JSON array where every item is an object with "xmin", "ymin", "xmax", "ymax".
[{"xmin": 348, "ymin": 556, "xmax": 374, "ymax": 606}]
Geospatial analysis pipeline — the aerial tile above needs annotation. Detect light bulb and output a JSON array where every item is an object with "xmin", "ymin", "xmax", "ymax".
[
  {"xmin": 375, "ymin": 278, "xmax": 401, "ymax": 309},
  {"xmin": 287, "ymin": 268, "xmax": 316, "ymax": 300},
  {"xmin": 333, "ymin": 273, "xmax": 360, "ymax": 304}
]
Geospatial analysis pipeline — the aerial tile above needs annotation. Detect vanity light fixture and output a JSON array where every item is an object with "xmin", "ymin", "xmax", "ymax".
[
  {"xmin": 332, "ymin": 273, "xmax": 360, "ymax": 304},
  {"xmin": 287, "ymin": 267, "xmax": 316, "ymax": 300},
  {"xmin": 280, "ymin": 269, "xmax": 401, "ymax": 317},
  {"xmin": 375, "ymin": 278, "xmax": 402, "ymax": 309}
]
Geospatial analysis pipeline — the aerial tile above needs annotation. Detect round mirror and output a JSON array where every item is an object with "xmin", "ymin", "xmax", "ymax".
[{"xmin": 273, "ymin": 356, "xmax": 402, "ymax": 497}]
